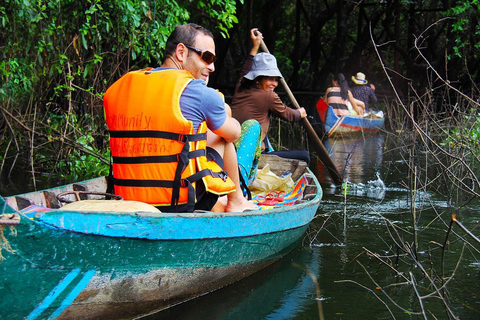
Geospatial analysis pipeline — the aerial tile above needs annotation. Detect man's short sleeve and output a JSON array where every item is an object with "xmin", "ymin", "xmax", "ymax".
[{"xmin": 180, "ymin": 80, "xmax": 227, "ymax": 132}]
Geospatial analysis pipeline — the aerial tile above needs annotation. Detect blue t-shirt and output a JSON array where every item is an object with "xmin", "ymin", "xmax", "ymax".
[{"xmin": 154, "ymin": 67, "xmax": 226, "ymax": 132}]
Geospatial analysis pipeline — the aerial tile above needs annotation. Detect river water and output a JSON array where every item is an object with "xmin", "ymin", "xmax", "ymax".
[
  {"xmin": 143, "ymin": 133, "xmax": 480, "ymax": 320},
  {"xmin": 2, "ymin": 133, "xmax": 479, "ymax": 319}
]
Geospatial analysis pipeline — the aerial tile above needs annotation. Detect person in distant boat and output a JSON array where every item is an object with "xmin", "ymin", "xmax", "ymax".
[
  {"xmin": 230, "ymin": 28, "xmax": 310, "ymax": 164},
  {"xmin": 324, "ymin": 73, "xmax": 365, "ymax": 116},
  {"xmin": 104, "ymin": 23, "xmax": 256, "ymax": 213},
  {"xmin": 351, "ymin": 72, "xmax": 377, "ymax": 112}
]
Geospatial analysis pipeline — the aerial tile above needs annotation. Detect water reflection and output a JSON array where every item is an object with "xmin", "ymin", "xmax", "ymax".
[
  {"xmin": 4, "ymin": 133, "xmax": 480, "ymax": 319},
  {"xmin": 315, "ymin": 134, "xmax": 386, "ymax": 199},
  {"xmin": 325, "ymin": 134, "xmax": 384, "ymax": 184},
  {"xmin": 141, "ymin": 247, "xmax": 321, "ymax": 320}
]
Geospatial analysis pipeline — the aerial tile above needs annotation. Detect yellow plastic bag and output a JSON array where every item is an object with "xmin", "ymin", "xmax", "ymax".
[
  {"xmin": 346, "ymin": 101, "xmax": 358, "ymax": 116},
  {"xmin": 249, "ymin": 164, "xmax": 294, "ymax": 197}
]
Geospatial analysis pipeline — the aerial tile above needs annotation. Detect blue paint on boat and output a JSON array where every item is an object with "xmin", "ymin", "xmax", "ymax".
[
  {"xmin": 324, "ymin": 106, "xmax": 384, "ymax": 136},
  {"xmin": 2, "ymin": 156, "xmax": 322, "ymax": 319},
  {"xmin": 34, "ymin": 201, "xmax": 318, "ymax": 240},
  {"xmin": 26, "ymin": 268, "xmax": 81, "ymax": 320},
  {"xmin": 48, "ymin": 270, "xmax": 96, "ymax": 319}
]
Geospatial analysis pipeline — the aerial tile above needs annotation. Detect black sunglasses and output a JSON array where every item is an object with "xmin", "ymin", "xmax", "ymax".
[{"xmin": 183, "ymin": 44, "xmax": 216, "ymax": 65}]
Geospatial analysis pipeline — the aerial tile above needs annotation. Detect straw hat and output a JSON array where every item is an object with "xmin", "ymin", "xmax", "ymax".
[
  {"xmin": 244, "ymin": 52, "xmax": 283, "ymax": 80},
  {"xmin": 352, "ymin": 72, "xmax": 368, "ymax": 85}
]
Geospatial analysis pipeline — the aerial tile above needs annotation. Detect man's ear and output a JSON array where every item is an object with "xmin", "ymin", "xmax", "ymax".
[{"xmin": 175, "ymin": 43, "xmax": 187, "ymax": 63}]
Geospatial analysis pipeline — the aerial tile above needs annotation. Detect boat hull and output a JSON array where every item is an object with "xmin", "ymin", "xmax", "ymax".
[
  {"xmin": 1, "ymin": 220, "xmax": 307, "ymax": 319},
  {"xmin": 1, "ymin": 155, "xmax": 321, "ymax": 319},
  {"xmin": 324, "ymin": 105, "xmax": 384, "ymax": 136}
]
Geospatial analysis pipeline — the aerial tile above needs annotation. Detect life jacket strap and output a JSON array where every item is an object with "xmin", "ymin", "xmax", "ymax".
[
  {"xmin": 187, "ymin": 168, "xmax": 229, "ymax": 183},
  {"xmin": 113, "ymin": 178, "xmax": 174, "ymax": 188},
  {"xmin": 110, "ymin": 129, "xmax": 215, "ymax": 212},
  {"xmin": 113, "ymin": 149, "xmax": 205, "ymax": 164},
  {"xmin": 109, "ymin": 130, "xmax": 206, "ymax": 141}
]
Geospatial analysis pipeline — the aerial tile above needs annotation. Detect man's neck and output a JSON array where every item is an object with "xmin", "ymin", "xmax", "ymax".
[{"xmin": 162, "ymin": 56, "xmax": 182, "ymax": 70}]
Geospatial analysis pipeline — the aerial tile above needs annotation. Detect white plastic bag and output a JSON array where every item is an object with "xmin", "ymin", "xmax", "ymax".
[{"xmin": 249, "ymin": 164, "xmax": 294, "ymax": 196}]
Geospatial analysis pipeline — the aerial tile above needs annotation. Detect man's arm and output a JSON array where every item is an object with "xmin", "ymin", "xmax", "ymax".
[
  {"xmin": 370, "ymin": 86, "xmax": 378, "ymax": 103},
  {"xmin": 212, "ymin": 115, "xmax": 241, "ymax": 143},
  {"xmin": 204, "ymin": 91, "xmax": 241, "ymax": 143}
]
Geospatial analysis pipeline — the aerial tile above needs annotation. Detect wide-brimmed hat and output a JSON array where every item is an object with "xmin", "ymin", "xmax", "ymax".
[
  {"xmin": 244, "ymin": 52, "xmax": 283, "ymax": 80},
  {"xmin": 352, "ymin": 72, "xmax": 368, "ymax": 85}
]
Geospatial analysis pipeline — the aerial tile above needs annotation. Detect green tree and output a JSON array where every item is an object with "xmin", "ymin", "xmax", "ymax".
[{"xmin": 0, "ymin": 0, "xmax": 240, "ymax": 186}]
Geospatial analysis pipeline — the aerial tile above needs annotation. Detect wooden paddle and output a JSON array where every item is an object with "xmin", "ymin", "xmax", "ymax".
[{"xmin": 257, "ymin": 38, "xmax": 343, "ymax": 185}]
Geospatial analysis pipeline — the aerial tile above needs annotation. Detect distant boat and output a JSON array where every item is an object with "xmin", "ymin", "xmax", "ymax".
[
  {"xmin": 0, "ymin": 154, "xmax": 322, "ymax": 320},
  {"xmin": 315, "ymin": 98, "xmax": 385, "ymax": 137}
]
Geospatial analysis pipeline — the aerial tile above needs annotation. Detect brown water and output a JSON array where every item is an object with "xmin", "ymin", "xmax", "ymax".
[
  {"xmin": 3, "ymin": 133, "xmax": 480, "ymax": 319},
  {"xmin": 143, "ymin": 133, "xmax": 480, "ymax": 320}
]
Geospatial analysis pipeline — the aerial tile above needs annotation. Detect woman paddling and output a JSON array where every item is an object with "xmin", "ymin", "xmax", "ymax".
[{"xmin": 231, "ymin": 28, "xmax": 310, "ymax": 164}]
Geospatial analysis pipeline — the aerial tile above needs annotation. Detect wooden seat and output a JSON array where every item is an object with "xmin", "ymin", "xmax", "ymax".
[{"xmin": 58, "ymin": 200, "xmax": 160, "ymax": 213}]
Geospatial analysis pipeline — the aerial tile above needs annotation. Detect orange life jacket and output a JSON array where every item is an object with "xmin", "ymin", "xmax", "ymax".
[{"xmin": 103, "ymin": 68, "xmax": 236, "ymax": 211}]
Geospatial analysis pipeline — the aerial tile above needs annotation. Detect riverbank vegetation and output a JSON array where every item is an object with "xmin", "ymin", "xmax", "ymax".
[
  {"xmin": 2, "ymin": 0, "xmax": 479, "ymax": 190},
  {"xmin": 347, "ymin": 45, "xmax": 480, "ymax": 319},
  {"xmin": 2, "ymin": 0, "xmax": 480, "ymax": 318},
  {"xmin": 1, "ymin": 0, "xmax": 239, "ymax": 189},
  {"xmin": 311, "ymin": 13, "xmax": 480, "ymax": 318}
]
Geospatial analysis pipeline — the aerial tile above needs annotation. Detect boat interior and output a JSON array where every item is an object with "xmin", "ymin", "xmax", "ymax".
[{"xmin": 5, "ymin": 155, "xmax": 317, "ymax": 212}]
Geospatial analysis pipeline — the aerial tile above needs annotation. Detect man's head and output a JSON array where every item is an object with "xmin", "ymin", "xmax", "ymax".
[
  {"xmin": 164, "ymin": 23, "xmax": 216, "ymax": 81},
  {"xmin": 352, "ymin": 72, "xmax": 368, "ymax": 85}
]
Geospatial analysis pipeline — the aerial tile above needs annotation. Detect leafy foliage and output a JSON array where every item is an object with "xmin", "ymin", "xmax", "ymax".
[
  {"xmin": 442, "ymin": 109, "xmax": 480, "ymax": 154},
  {"xmin": 0, "ymin": 0, "xmax": 240, "ymax": 184},
  {"xmin": 2, "ymin": 0, "xmax": 480, "ymax": 188},
  {"xmin": 194, "ymin": 0, "xmax": 240, "ymax": 37},
  {"xmin": 449, "ymin": 0, "xmax": 480, "ymax": 59},
  {"xmin": 33, "ymin": 112, "xmax": 110, "ymax": 181}
]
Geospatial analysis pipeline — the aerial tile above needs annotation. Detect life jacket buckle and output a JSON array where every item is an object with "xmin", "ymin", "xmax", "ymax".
[{"xmin": 218, "ymin": 170, "xmax": 228, "ymax": 182}]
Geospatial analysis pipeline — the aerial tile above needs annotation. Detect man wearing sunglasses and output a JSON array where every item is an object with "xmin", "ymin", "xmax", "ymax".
[{"xmin": 104, "ymin": 23, "xmax": 256, "ymax": 213}]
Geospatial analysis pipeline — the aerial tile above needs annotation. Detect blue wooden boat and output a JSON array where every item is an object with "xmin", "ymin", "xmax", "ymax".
[
  {"xmin": 324, "ymin": 106, "xmax": 385, "ymax": 136},
  {"xmin": 0, "ymin": 155, "xmax": 321, "ymax": 320},
  {"xmin": 315, "ymin": 98, "xmax": 385, "ymax": 137}
]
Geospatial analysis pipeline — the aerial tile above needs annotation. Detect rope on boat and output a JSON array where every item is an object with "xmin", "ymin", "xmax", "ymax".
[{"xmin": 0, "ymin": 213, "xmax": 20, "ymax": 262}]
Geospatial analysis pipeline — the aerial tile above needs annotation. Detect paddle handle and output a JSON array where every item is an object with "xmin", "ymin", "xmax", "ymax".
[{"xmin": 258, "ymin": 39, "xmax": 343, "ymax": 185}]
